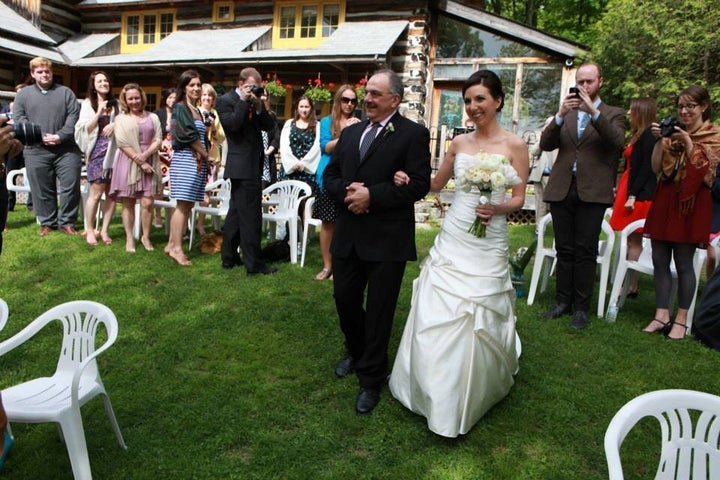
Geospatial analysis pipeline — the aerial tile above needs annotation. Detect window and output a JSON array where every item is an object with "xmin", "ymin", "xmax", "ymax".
[
  {"xmin": 213, "ymin": 2, "xmax": 234, "ymax": 23},
  {"xmin": 122, "ymin": 10, "xmax": 176, "ymax": 53},
  {"xmin": 273, "ymin": 1, "xmax": 344, "ymax": 48}
]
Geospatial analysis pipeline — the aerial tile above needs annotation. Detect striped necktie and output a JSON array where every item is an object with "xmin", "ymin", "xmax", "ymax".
[{"xmin": 359, "ymin": 122, "xmax": 381, "ymax": 159}]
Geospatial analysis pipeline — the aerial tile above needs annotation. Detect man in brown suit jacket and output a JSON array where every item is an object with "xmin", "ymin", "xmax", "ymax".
[{"xmin": 539, "ymin": 63, "xmax": 625, "ymax": 329}]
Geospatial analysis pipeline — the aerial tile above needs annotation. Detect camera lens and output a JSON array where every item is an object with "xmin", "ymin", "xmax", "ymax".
[{"xmin": 13, "ymin": 122, "xmax": 43, "ymax": 145}]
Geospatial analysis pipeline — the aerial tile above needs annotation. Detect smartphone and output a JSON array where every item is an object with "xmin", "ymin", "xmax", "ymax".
[{"xmin": 569, "ymin": 87, "xmax": 580, "ymax": 98}]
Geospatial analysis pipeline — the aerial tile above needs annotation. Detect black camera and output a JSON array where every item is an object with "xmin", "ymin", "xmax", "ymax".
[
  {"xmin": 202, "ymin": 110, "xmax": 216, "ymax": 127},
  {"xmin": 1, "ymin": 113, "xmax": 43, "ymax": 146},
  {"xmin": 659, "ymin": 116, "xmax": 683, "ymax": 137},
  {"xmin": 106, "ymin": 98, "xmax": 118, "ymax": 108},
  {"xmin": 250, "ymin": 85, "xmax": 265, "ymax": 97}
]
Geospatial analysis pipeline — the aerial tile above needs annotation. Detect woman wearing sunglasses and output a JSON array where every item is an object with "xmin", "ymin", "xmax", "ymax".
[{"xmin": 312, "ymin": 85, "xmax": 362, "ymax": 280}]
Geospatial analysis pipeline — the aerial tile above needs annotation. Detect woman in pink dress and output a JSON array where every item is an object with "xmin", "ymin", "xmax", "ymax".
[{"xmin": 108, "ymin": 83, "xmax": 163, "ymax": 252}]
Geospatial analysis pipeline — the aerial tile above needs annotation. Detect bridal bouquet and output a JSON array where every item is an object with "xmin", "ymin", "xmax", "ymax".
[{"xmin": 456, "ymin": 152, "xmax": 522, "ymax": 237}]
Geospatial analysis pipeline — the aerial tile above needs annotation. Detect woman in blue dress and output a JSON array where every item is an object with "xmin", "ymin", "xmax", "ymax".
[{"xmin": 166, "ymin": 69, "xmax": 209, "ymax": 266}]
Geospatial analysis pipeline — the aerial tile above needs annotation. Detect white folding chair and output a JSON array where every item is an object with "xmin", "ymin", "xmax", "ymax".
[
  {"xmin": 262, "ymin": 180, "xmax": 312, "ymax": 264},
  {"xmin": 188, "ymin": 178, "xmax": 231, "ymax": 249},
  {"xmin": 300, "ymin": 196, "xmax": 322, "ymax": 268},
  {"xmin": 605, "ymin": 389, "xmax": 720, "ymax": 480},
  {"xmin": 152, "ymin": 176, "xmax": 176, "ymax": 236},
  {"xmin": 606, "ymin": 218, "xmax": 706, "ymax": 332},
  {"xmin": 6, "ymin": 167, "xmax": 36, "ymax": 223},
  {"xmin": 0, "ymin": 301, "xmax": 126, "ymax": 480},
  {"xmin": 527, "ymin": 210, "xmax": 614, "ymax": 317}
]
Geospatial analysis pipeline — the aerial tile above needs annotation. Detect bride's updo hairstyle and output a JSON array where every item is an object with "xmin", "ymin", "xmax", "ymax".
[{"xmin": 462, "ymin": 70, "xmax": 505, "ymax": 112}]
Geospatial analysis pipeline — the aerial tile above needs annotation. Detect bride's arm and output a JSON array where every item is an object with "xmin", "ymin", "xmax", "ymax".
[{"xmin": 430, "ymin": 141, "xmax": 457, "ymax": 192}]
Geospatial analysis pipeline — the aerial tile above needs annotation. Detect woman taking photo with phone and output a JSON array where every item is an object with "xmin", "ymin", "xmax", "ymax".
[{"xmin": 642, "ymin": 86, "xmax": 720, "ymax": 339}]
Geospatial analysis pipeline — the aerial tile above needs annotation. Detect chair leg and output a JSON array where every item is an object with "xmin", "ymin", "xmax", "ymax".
[
  {"xmin": 100, "ymin": 394, "xmax": 126, "ymax": 450},
  {"xmin": 300, "ymin": 220, "xmax": 309, "ymax": 268},
  {"xmin": 132, "ymin": 202, "xmax": 141, "ymax": 240},
  {"xmin": 289, "ymin": 219, "xmax": 298, "ymax": 264},
  {"xmin": 539, "ymin": 257, "xmax": 553, "ymax": 294},
  {"xmin": 527, "ymin": 255, "xmax": 545, "ymax": 306},
  {"xmin": 606, "ymin": 266, "xmax": 627, "ymax": 317},
  {"xmin": 597, "ymin": 263, "xmax": 610, "ymax": 318},
  {"xmin": 59, "ymin": 410, "xmax": 93, "ymax": 480},
  {"xmin": 188, "ymin": 210, "xmax": 197, "ymax": 251}
]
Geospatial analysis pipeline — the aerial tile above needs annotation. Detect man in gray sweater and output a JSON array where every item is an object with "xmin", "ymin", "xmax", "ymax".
[{"xmin": 13, "ymin": 57, "xmax": 82, "ymax": 236}]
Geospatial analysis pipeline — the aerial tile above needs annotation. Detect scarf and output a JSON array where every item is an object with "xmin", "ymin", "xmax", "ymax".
[
  {"xmin": 661, "ymin": 120, "xmax": 720, "ymax": 214},
  {"xmin": 114, "ymin": 112, "xmax": 162, "ymax": 195}
]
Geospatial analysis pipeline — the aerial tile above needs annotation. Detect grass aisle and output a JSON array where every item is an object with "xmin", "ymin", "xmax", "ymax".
[{"xmin": 1, "ymin": 209, "xmax": 718, "ymax": 479}]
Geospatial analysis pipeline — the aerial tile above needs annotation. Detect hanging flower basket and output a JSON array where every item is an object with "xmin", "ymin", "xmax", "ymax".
[
  {"xmin": 304, "ymin": 78, "xmax": 333, "ymax": 104},
  {"xmin": 354, "ymin": 77, "xmax": 367, "ymax": 103},
  {"xmin": 263, "ymin": 78, "xmax": 287, "ymax": 98}
]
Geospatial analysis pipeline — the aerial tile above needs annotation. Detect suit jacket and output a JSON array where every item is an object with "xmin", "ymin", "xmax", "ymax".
[
  {"xmin": 627, "ymin": 126, "xmax": 657, "ymax": 201},
  {"xmin": 216, "ymin": 90, "xmax": 275, "ymax": 180},
  {"xmin": 540, "ymin": 103, "xmax": 625, "ymax": 204},
  {"xmin": 324, "ymin": 111, "xmax": 431, "ymax": 262}
]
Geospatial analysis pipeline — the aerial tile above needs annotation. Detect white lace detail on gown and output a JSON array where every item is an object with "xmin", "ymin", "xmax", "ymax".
[{"xmin": 389, "ymin": 152, "xmax": 521, "ymax": 438}]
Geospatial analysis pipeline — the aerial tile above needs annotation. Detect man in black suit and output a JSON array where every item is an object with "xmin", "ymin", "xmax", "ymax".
[
  {"xmin": 216, "ymin": 67, "xmax": 277, "ymax": 275},
  {"xmin": 324, "ymin": 69, "xmax": 431, "ymax": 414}
]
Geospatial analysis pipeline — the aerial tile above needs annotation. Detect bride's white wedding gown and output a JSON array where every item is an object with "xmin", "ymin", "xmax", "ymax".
[{"xmin": 389, "ymin": 152, "xmax": 521, "ymax": 438}]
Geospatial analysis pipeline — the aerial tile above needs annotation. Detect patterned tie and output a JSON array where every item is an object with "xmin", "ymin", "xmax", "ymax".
[
  {"xmin": 578, "ymin": 112, "xmax": 590, "ymax": 139},
  {"xmin": 359, "ymin": 122, "xmax": 381, "ymax": 159}
]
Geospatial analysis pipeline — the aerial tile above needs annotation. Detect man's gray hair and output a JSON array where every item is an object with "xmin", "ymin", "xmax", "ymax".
[{"xmin": 374, "ymin": 69, "xmax": 404, "ymax": 100}]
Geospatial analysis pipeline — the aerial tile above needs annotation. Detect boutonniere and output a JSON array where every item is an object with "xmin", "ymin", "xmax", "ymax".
[{"xmin": 383, "ymin": 122, "xmax": 395, "ymax": 138}]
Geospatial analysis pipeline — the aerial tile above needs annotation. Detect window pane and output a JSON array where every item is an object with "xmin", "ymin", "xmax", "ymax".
[
  {"xmin": 280, "ymin": 6, "xmax": 295, "ymax": 39},
  {"xmin": 433, "ymin": 64, "xmax": 474, "ymax": 79},
  {"xmin": 322, "ymin": 4, "xmax": 339, "ymax": 37},
  {"xmin": 160, "ymin": 13, "xmax": 174, "ymax": 39},
  {"xmin": 218, "ymin": 6, "xmax": 231, "ymax": 19},
  {"xmin": 438, "ymin": 90, "xmax": 464, "ymax": 130},
  {"xmin": 143, "ymin": 14, "xmax": 156, "ymax": 44},
  {"xmin": 301, "ymin": 6, "xmax": 317, "ymax": 38},
  {"xmin": 126, "ymin": 15, "xmax": 139, "ymax": 45},
  {"xmin": 519, "ymin": 64, "xmax": 562, "ymax": 132},
  {"xmin": 482, "ymin": 64, "xmax": 517, "ymax": 131}
]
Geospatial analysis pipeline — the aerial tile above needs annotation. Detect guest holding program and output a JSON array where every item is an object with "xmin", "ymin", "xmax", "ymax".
[
  {"xmin": 642, "ymin": 86, "xmax": 720, "ymax": 339},
  {"xmin": 75, "ymin": 71, "xmax": 119, "ymax": 246}
]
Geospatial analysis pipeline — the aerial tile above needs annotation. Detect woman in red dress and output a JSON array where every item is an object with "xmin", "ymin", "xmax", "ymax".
[
  {"xmin": 609, "ymin": 98, "xmax": 657, "ymax": 296},
  {"xmin": 642, "ymin": 86, "xmax": 720, "ymax": 339}
]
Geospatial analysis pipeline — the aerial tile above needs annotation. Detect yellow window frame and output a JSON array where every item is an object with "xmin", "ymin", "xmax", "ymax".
[
  {"xmin": 121, "ymin": 9, "xmax": 176, "ymax": 54},
  {"xmin": 213, "ymin": 1, "xmax": 235, "ymax": 23},
  {"xmin": 272, "ymin": 0, "xmax": 344, "ymax": 49}
]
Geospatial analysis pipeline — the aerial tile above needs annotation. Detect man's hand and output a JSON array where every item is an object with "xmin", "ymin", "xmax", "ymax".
[
  {"xmin": 345, "ymin": 182, "xmax": 370, "ymax": 214},
  {"xmin": 43, "ymin": 133, "xmax": 61, "ymax": 146}
]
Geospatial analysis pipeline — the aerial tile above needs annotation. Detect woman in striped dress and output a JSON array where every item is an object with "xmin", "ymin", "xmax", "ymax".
[{"xmin": 166, "ymin": 69, "xmax": 209, "ymax": 266}]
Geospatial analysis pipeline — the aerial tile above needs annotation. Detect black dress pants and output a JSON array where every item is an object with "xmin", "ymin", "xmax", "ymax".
[
  {"xmin": 221, "ymin": 178, "xmax": 265, "ymax": 271},
  {"xmin": 332, "ymin": 249, "xmax": 406, "ymax": 390},
  {"xmin": 549, "ymin": 181, "xmax": 608, "ymax": 312}
]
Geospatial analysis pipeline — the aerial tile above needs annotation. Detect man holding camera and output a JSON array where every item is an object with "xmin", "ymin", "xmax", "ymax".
[
  {"xmin": 13, "ymin": 57, "xmax": 82, "ymax": 236},
  {"xmin": 216, "ymin": 67, "xmax": 277, "ymax": 275},
  {"xmin": 539, "ymin": 62, "xmax": 625, "ymax": 329}
]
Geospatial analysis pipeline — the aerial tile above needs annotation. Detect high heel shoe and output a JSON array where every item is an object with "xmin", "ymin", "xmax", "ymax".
[
  {"xmin": 665, "ymin": 321, "xmax": 688, "ymax": 340},
  {"xmin": 641, "ymin": 318, "xmax": 670, "ymax": 334},
  {"xmin": 168, "ymin": 250, "xmax": 192, "ymax": 266},
  {"xmin": 0, "ymin": 430, "xmax": 14, "ymax": 471}
]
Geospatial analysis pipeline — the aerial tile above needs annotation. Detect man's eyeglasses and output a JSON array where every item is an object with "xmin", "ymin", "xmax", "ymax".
[
  {"xmin": 677, "ymin": 103, "xmax": 698, "ymax": 112},
  {"xmin": 341, "ymin": 97, "xmax": 358, "ymax": 105}
]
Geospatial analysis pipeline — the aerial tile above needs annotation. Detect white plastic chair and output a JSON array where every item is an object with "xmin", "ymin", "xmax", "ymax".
[
  {"xmin": 527, "ymin": 210, "xmax": 615, "ymax": 317},
  {"xmin": 5, "ymin": 167, "xmax": 31, "ymax": 197},
  {"xmin": 300, "ymin": 196, "xmax": 322, "ymax": 268},
  {"xmin": 0, "ymin": 298, "xmax": 7, "ymax": 331},
  {"xmin": 0, "ymin": 301, "xmax": 126, "ymax": 480},
  {"xmin": 188, "ymin": 178, "xmax": 231, "ymax": 249},
  {"xmin": 605, "ymin": 218, "xmax": 706, "ymax": 332},
  {"xmin": 262, "ymin": 180, "xmax": 312, "ymax": 264},
  {"xmin": 152, "ymin": 176, "xmax": 177, "ymax": 236},
  {"xmin": 605, "ymin": 389, "xmax": 720, "ymax": 480}
]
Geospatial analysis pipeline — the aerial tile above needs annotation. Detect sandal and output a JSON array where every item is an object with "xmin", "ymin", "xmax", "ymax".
[
  {"xmin": 315, "ymin": 268, "xmax": 332, "ymax": 280},
  {"xmin": 641, "ymin": 318, "xmax": 670, "ymax": 334},
  {"xmin": 168, "ymin": 249, "xmax": 192, "ymax": 266},
  {"xmin": 666, "ymin": 321, "xmax": 688, "ymax": 340}
]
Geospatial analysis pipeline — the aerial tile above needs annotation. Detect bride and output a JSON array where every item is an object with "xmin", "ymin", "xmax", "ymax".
[{"xmin": 388, "ymin": 70, "xmax": 529, "ymax": 438}]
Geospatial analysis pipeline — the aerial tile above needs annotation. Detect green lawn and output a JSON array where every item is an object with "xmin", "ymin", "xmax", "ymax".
[{"xmin": 1, "ymin": 208, "xmax": 718, "ymax": 479}]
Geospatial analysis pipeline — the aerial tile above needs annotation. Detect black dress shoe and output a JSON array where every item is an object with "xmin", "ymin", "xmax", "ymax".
[
  {"xmin": 570, "ymin": 310, "xmax": 589, "ymax": 330},
  {"xmin": 542, "ymin": 303, "xmax": 571, "ymax": 319},
  {"xmin": 355, "ymin": 388, "xmax": 380, "ymax": 415},
  {"xmin": 247, "ymin": 265, "xmax": 278, "ymax": 276},
  {"xmin": 334, "ymin": 355, "xmax": 354, "ymax": 378},
  {"xmin": 221, "ymin": 258, "xmax": 243, "ymax": 269}
]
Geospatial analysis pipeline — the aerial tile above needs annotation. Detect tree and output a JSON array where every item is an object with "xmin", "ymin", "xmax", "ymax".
[{"xmin": 590, "ymin": 0, "xmax": 720, "ymax": 118}]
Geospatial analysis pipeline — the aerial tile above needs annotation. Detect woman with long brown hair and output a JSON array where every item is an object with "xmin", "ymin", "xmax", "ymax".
[
  {"xmin": 312, "ymin": 85, "xmax": 362, "ymax": 279},
  {"xmin": 74, "ymin": 71, "xmax": 119, "ymax": 246},
  {"xmin": 609, "ymin": 98, "xmax": 657, "ymax": 297}
]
